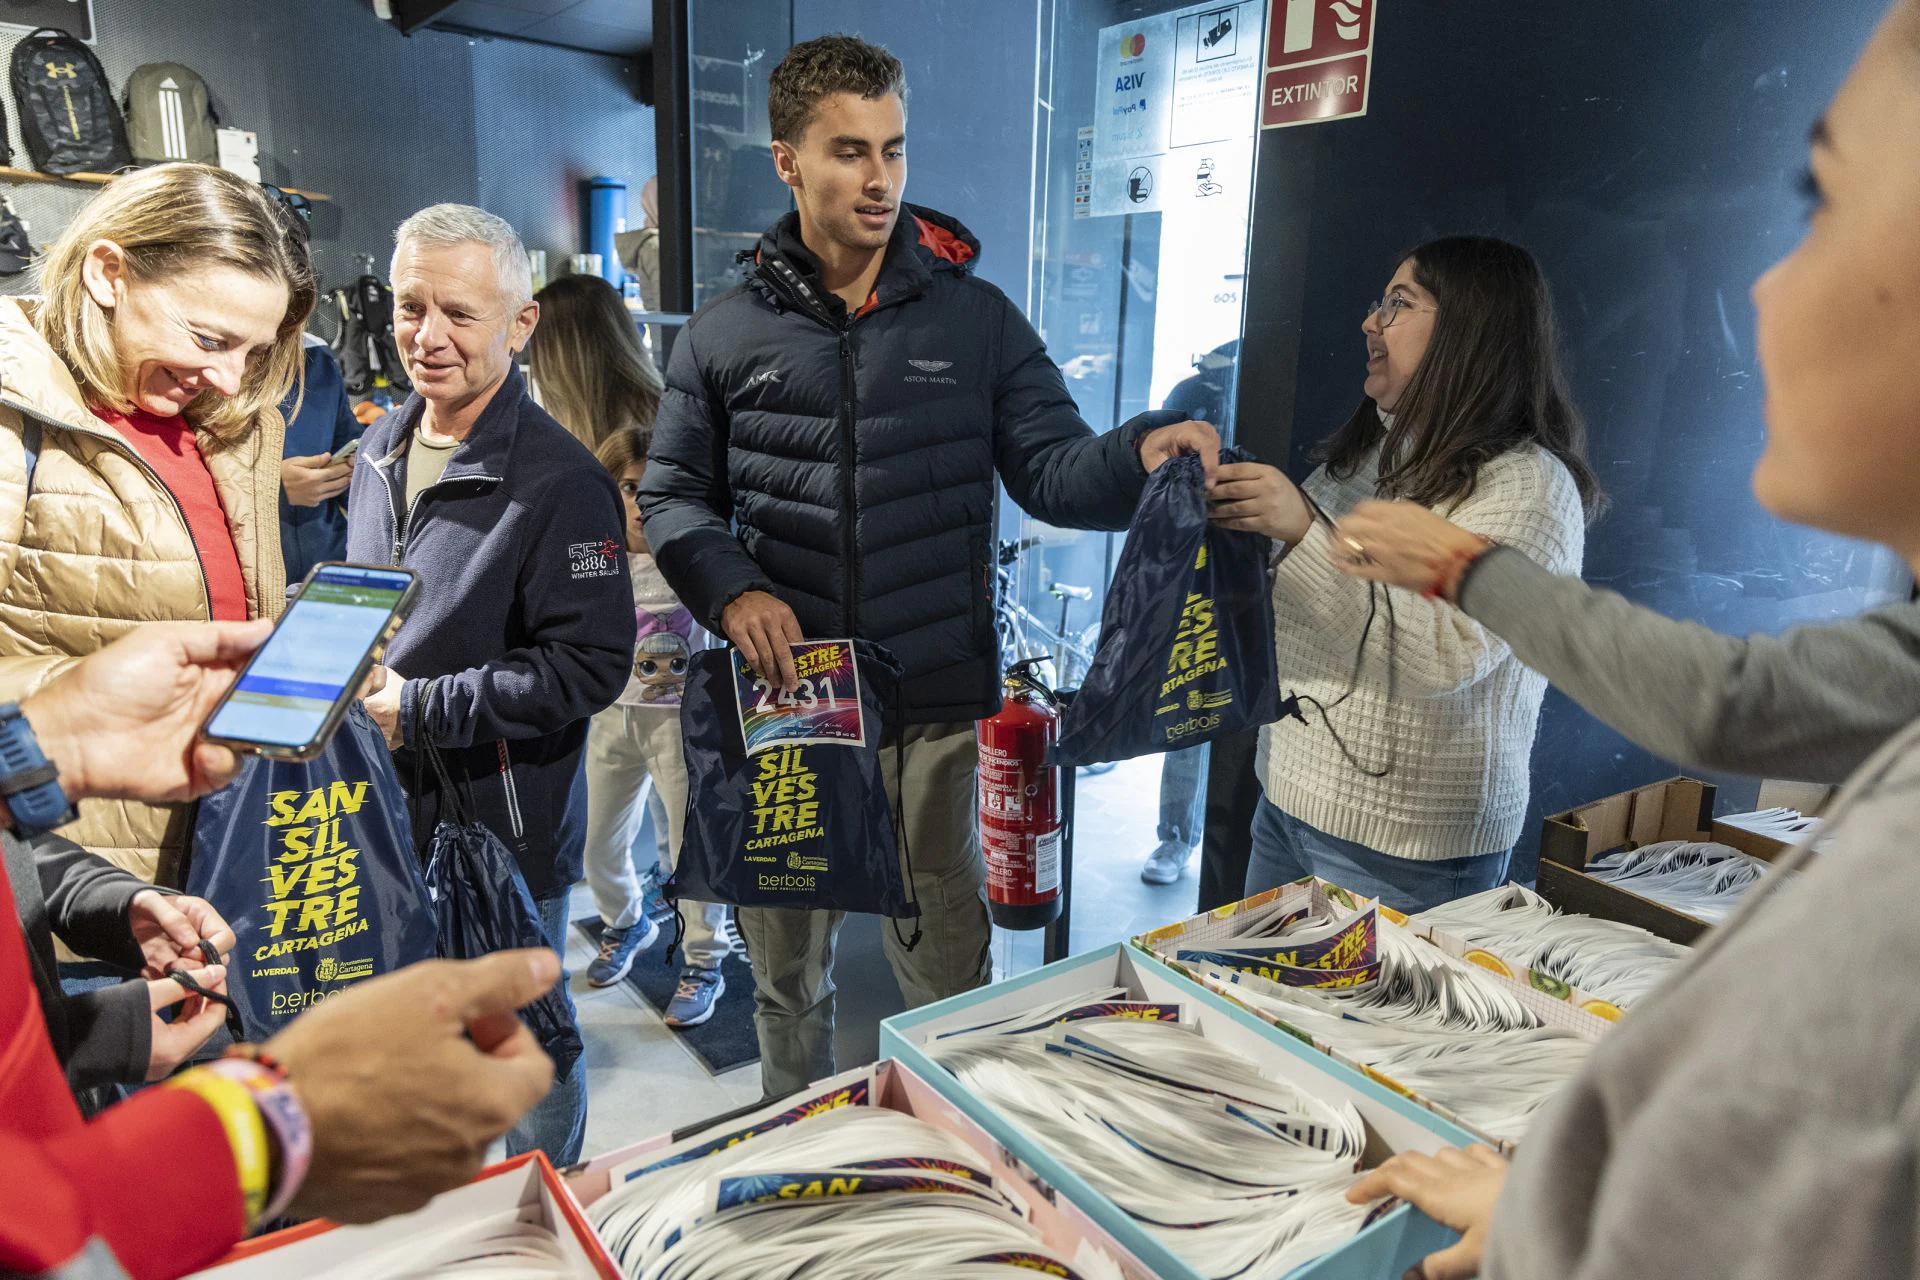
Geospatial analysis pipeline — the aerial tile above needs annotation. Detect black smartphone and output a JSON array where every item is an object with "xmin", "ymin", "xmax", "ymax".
[{"xmin": 201, "ymin": 562, "xmax": 419, "ymax": 761}]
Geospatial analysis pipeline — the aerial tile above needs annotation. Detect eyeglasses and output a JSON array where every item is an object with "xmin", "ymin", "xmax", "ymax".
[
  {"xmin": 261, "ymin": 184, "xmax": 312, "ymax": 224},
  {"xmin": 1366, "ymin": 296, "xmax": 1435, "ymax": 329}
]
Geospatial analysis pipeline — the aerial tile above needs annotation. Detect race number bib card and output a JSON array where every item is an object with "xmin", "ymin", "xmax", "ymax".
[{"xmin": 734, "ymin": 640, "xmax": 867, "ymax": 753}]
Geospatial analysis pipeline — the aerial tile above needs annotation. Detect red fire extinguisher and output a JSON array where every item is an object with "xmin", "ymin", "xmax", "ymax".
[{"xmin": 978, "ymin": 658, "xmax": 1063, "ymax": 930}]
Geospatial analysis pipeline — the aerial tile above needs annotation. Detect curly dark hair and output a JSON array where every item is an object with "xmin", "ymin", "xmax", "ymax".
[{"xmin": 768, "ymin": 34, "xmax": 907, "ymax": 144}]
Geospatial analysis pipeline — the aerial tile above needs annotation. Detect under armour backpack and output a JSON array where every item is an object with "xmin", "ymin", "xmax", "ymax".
[
  {"xmin": 9, "ymin": 28, "xmax": 131, "ymax": 175},
  {"xmin": 124, "ymin": 62, "xmax": 218, "ymax": 165}
]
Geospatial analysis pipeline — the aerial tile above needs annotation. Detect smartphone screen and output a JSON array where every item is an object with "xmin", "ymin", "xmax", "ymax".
[{"xmin": 204, "ymin": 564, "xmax": 416, "ymax": 753}]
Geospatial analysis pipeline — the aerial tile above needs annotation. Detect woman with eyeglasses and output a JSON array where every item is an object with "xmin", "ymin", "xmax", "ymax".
[{"xmin": 1208, "ymin": 236, "xmax": 1604, "ymax": 912}]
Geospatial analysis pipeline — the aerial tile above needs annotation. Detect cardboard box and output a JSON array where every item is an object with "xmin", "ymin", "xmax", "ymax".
[
  {"xmin": 191, "ymin": 1152, "xmax": 617, "ymax": 1279},
  {"xmin": 1538, "ymin": 776, "xmax": 1716, "ymax": 942},
  {"xmin": 1710, "ymin": 779, "xmax": 1835, "ymax": 862},
  {"xmin": 1539, "ymin": 776, "xmax": 1716, "ymax": 871},
  {"xmin": 1538, "ymin": 775, "xmax": 1819, "ymax": 942},
  {"xmin": 1135, "ymin": 878, "xmax": 1616, "ymax": 1150},
  {"xmin": 570, "ymin": 1057, "xmax": 1152, "ymax": 1279},
  {"xmin": 880, "ymin": 941, "xmax": 1472, "ymax": 1280}
]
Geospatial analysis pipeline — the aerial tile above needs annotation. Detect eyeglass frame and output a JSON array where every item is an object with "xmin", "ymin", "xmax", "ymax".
[
  {"xmin": 1366, "ymin": 295, "xmax": 1436, "ymax": 329},
  {"xmin": 261, "ymin": 183, "xmax": 313, "ymax": 224}
]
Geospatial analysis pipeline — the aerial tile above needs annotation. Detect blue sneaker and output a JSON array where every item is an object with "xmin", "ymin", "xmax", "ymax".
[
  {"xmin": 663, "ymin": 965, "xmax": 725, "ymax": 1027},
  {"xmin": 587, "ymin": 916, "xmax": 658, "ymax": 987}
]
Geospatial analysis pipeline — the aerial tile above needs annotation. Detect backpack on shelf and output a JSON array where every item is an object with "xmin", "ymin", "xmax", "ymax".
[
  {"xmin": 9, "ymin": 28, "xmax": 132, "ymax": 176},
  {"xmin": 124, "ymin": 62, "xmax": 218, "ymax": 165},
  {"xmin": 327, "ymin": 274, "xmax": 412, "ymax": 399}
]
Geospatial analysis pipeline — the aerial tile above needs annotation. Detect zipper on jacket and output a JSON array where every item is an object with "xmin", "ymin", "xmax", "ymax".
[
  {"xmin": 495, "ymin": 740, "xmax": 525, "ymax": 839},
  {"xmin": 370, "ymin": 441, "xmax": 500, "ymax": 565},
  {"xmin": 837, "ymin": 322, "xmax": 860, "ymax": 636},
  {"xmin": 755, "ymin": 253, "xmax": 922, "ymax": 637}
]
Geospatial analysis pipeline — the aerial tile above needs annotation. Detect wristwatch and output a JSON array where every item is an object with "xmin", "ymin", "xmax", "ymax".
[{"xmin": 0, "ymin": 702, "xmax": 76, "ymax": 836}]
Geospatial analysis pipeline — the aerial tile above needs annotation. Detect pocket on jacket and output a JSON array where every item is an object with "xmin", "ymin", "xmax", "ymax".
[{"xmin": 495, "ymin": 740, "xmax": 526, "ymax": 840}]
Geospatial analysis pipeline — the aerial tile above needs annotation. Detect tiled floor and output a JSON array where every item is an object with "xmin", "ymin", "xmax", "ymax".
[
  {"xmin": 570, "ymin": 753, "xmax": 1205, "ymax": 1158},
  {"xmin": 566, "ymin": 882, "xmax": 763, "ymax": 1159}
]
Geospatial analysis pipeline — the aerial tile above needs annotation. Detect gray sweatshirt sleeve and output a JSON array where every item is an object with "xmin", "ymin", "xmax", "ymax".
[{"xmin": 1457, "ymin": 546, "xmax": 1920, "ymax": 783}]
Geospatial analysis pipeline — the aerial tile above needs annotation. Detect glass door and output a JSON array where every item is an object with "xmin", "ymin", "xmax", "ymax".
[{"xmin": 996, "ymin": 0, "xmax": 1266, "ymax": 971}]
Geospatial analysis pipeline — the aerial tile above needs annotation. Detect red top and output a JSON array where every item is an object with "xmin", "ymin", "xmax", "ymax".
[
  {"xmin": 91, "ymin": 406, "xmax": 250, "ymax": 621},
  {"xmin": 0, "ymin": 852, "xmax": 245, "ymax": 1278}
]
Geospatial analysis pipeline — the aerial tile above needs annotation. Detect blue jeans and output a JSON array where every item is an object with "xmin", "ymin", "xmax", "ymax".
[
  {"xmin": 1245, "ymin": 798, "xmax": 1512, "ymax": 914},
  {"xmin": 1157, "ymin": 744, "xmax": 1211, "ymax": 849},
  {"xmin": 506, "ymin": 890, "xmax": 588, "ymax": 1167}
]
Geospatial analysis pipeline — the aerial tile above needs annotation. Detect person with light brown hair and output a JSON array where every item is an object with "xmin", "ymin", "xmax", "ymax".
[
  {"xmin": 0, "ymin": 162, "xmax": 311, "ymax": 1092},
  {"xmin": 0, "ymin": 162, "xmax": 312, "ymax": 887},
  {"xmin": 525, "ymin": 271, "xmax": 661, "ymax": 449}
]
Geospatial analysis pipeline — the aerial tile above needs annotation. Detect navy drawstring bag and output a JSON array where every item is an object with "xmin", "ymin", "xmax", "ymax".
[
  {"xmin": 674, "ymin": 639, "xmax": 919, "ymax": 929},
  {"xmin": 187, "ymin": 704, "xmax": 437, "ymax": 1042},
  {"xmin": 415, "ymin": 728, "xmax": 584, "ymax": 1083},
  {"xmin": 1052, "ymin": 447, "xmax": 1281, "ymax": 766}
]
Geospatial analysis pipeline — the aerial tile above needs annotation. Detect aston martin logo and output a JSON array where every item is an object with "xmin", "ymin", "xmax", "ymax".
[{"xmin": 908, "ymin": 359, "xmax": 953, "ymax": 373}]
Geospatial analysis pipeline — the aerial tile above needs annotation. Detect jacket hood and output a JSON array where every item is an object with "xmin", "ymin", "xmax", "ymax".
[{"xmin": 748, "ymin": 204, "xmax": 980, "ymax": 318}]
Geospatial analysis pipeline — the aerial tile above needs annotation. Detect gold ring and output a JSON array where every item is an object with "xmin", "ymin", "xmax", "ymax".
[{"xmin": 1341, "ymin": 535, "xmax": 1371, "ymax": 564}]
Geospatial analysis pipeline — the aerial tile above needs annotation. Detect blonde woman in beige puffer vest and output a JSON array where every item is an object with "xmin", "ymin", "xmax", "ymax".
[{"xmin": 0, "ymin": 164, "xmax": 314, "ymax": 886}]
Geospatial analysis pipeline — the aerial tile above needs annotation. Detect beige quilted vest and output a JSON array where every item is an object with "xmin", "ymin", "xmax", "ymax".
[{"xmin": 0, "ymin": 297, "xmax": 286, "ymax": 884}]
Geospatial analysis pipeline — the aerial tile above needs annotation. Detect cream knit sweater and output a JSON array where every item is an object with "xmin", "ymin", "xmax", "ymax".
[{"xmin": 1258, "ymin": 443, "xmax": 1586, "ymax": 860}]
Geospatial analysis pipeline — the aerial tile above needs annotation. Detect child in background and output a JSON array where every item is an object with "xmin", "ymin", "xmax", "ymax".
[{"xmin": 583, "ymin": 426, "xmax": 732, "ymax": 1027}]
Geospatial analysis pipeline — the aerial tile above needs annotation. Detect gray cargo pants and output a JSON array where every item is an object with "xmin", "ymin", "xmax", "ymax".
[{"xmin": 734, "ymin": 721, "xmax": 992, "ymax": 1097}]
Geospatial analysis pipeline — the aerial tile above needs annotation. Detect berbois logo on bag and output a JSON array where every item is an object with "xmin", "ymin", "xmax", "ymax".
[
  {"xmin": 569, "ymin": 538, "xmax": 623, "ymax": 580},
  {"xmin": 906, "ymin": 358, "xmax": 957, "ymax": 386}
]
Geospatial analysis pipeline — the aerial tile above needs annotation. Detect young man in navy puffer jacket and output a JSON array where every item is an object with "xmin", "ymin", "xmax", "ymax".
[{"xmin": 641, "ymin": 36, "xmax": 1219, "ymax": 1096}]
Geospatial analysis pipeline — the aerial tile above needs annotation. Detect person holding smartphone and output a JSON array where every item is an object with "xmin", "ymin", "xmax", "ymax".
[
  {"xmin": 0, "ymin": 164, "xmax": 309, "ymax": 887},
  {"xmin": 1, "ymin": 620, "xmax": 561, "ymax": 1280},
  {"xmin": 278, "ymin": 338, "xmax": 364, "ymax": 585},
  {"xmin": 0, "ymin": 164, "xmax": 312, "ymax": 1093},
  {"xmin": 265, "ymin": 183, "xmax": 366, "ymax": 586}
]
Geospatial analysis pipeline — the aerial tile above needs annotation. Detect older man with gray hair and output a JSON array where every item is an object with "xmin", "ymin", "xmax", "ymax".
[{"xmin": 348, "ymin": 204, "xmax": 636, "ymax": 1164}]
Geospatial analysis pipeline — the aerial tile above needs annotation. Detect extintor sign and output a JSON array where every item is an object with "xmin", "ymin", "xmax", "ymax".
[{"xmin": 1262, "ymin": 0, "xmax": 1376, "ymax": 129}]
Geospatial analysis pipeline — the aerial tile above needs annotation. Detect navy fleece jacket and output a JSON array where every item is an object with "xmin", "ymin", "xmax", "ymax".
[{"xmin": 344, "ymin": 365, "xmax": 635, "ymax": 896}]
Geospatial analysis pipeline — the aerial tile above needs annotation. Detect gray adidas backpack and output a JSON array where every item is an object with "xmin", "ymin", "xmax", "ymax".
[{"xmin": 124, "ymin": 62, "xmax": 218, "ymax": 165}]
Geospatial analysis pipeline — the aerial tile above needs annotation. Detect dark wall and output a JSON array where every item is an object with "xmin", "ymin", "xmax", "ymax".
[
  {"xmin": 1235, "ymin": 0, "xmax": 1908, "ymax": 878},
  {"xmin": 0, "ymin": 0, "xmax": 653, "ymax": 298}
]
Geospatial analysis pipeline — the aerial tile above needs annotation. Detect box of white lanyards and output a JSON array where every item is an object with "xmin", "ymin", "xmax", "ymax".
[
  {"xmin": 570, "ymin": 1056, "xmax": 1154, "ymax": 1278},
  {"xmin": 189, "ymin": 1150, "xmax": 618, "ymax": 1278},
  {"xmin": 879, "ymin": 941, "xmax": 1477, "ymax": 1280}
]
